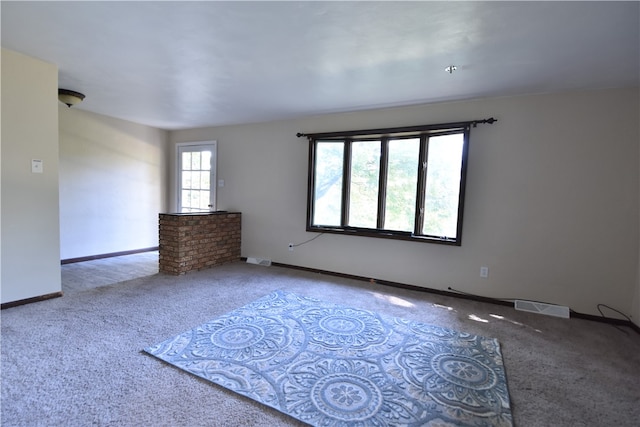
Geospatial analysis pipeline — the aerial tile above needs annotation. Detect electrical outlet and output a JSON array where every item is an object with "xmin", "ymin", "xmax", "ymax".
[
  {"xmin": 288, "ymin": 243, "xmax": 294, "ymax": 251},
  {"xmin": 480, "ymin": 266, "xmax": 489, "ymax": 278}
]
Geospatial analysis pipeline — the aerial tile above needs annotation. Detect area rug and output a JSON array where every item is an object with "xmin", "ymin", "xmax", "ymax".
[{"xmin": 144, "ymin": 290, "xmax": 513, "ymax": 426}]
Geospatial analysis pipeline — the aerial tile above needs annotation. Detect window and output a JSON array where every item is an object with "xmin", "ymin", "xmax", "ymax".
[
  {"xmin": 305, "ymin": 120, "xmax": 486, "ymax": 246},
  {"xmin": 177, "ymin": 141, "xmax": 217, "ymax": 213}
]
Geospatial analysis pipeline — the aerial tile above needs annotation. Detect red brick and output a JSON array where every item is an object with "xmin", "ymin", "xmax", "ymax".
[{"xmin": 159, "ymin": 213, "xmax": 241, "ymax": 276}]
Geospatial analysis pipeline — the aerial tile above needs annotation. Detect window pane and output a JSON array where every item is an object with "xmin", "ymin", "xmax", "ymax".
[
  {"xmin": 348, "ymin": 141, "xmax": 380, "ymax": 228},
  {"xmin": 200, "ymin": 171, "xmax": 210, "ymax": 190},
  {"xmin": 181, "ymin": 190, "xmax": 192, "ymax": 212},
  {"xmin": 422, "ymin": 133, "xmax": 464, "ymax": 238},
  {"xmin": 199, "ymin": 190, "xmax": 210, "ymax": 209},
  {"xmin": 192, "ymin": 171, "xmax": 201, "ymax": 190},
  {"xmin": 191, "ymin": 152, "xmax": 201, "ymax": 171},
  {"xmin": 385, "ymin": 138, "xmax": 420, "ymax": 231},
  {"xmin": 191, "ymin": 191, "xmax": 199, "ymax": 208},
  {"xmin": 182, "ymin": 153, "xmax": 192, "ymax": 171},
  {"xmin": 313, "ymin": 142, "xmax": 344, "ymax": 226},
  {"xmin": 201, "ymin": 151, "xmax": 212, "ymax": 171},
  {"xmin": 182, "ymin": 171, "xmax": 192, "ymax": 189}
]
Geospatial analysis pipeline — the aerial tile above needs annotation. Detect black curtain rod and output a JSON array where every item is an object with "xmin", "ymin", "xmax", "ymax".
[{"xmin": 296, "ymin": 117, "xmax": 497, "ymax": 139}]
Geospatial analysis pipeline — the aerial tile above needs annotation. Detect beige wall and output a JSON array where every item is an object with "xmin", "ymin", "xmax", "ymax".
[
  {"xmin": 2, "ymin": 47, "xmax": 638, "ymax": 322},
  {"xmin": 59, "ymin": 107, "xmax": 169, "ymax": 259},
  {"xmin": 635, "ymin": 245, "xmax": 640, "ymax": 326},
  {"xmin": 635, "ymin": 137, "xmax": 640, "ymax": 327},
  {"xmin": 171, "ymin": 87, "xmax": 640, "ymax": 319},
  {"xmin": 1, "ymin": 49, "xmax": 61, "ymax": 303}
]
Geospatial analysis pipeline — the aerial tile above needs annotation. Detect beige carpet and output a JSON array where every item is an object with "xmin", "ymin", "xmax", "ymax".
[{"xmin": 2, "ymin": 259, "xmax": 639, "ymax": 426}]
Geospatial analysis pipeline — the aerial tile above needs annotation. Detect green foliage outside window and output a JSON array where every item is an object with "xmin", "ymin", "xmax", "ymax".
[{"xmin": 307, "ymin": 123, "xmax": 471, "ymax": 245}]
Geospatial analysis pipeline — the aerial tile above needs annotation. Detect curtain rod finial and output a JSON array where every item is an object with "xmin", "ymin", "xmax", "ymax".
[{"xmin": 472, "ymin": 117, "xmax": 497, "ymax": 127}]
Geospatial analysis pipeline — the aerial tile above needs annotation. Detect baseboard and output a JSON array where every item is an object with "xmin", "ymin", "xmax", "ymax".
[
  {"xmin": 269, "ymin": 260, "xmax": 513, "ymax": 307},
  {"xmin": 1, "ymin": 291, "xmax": 64, "ymax": 310},
  {"xmin": 570, "ymin": 311, "xmax": 640, "ymax": 333},
  {"xmin": 61, "ymin": 247, "xmax": 159, "ymax": 265},
  {"xmin": 269, "ymin": 261, "xmax": 639, "ymax": 334}
]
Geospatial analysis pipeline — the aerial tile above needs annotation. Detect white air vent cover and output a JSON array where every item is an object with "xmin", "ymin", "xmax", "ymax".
[
  {"xmin": 514, "ymin": 300, "xmax": 570, "ymax": 318},
  {"xmin": 246, "ymin": 257, "xmax": 272, "ymax": 267}
]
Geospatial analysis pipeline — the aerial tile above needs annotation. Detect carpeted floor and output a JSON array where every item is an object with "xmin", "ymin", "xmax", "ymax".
[
  {"xmin": 61, "ymin": 251, "xmax": 159, "ymax": 292},
  {"xmin": 145, "ymin": 289, "xmax": 513, "ymax": 426},
  {"xmin": 2, "ymin": 255, "xmax": 639, "ymax": 426}
]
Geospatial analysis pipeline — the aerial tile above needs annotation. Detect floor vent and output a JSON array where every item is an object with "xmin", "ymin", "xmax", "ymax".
[
  {"xmin": 514, "ymin": 300, "xmax": 570, "ymax": 318},
  {"xmin": 246, "ymin": 257, "xmax": 272, "ymax": 267}
]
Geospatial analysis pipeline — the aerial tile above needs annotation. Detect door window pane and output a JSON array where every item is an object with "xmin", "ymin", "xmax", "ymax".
[
  {"xmin": 198, "ymin": 190, "xmax": 210, "ymax": 210},
  {"xmin": 200, "ymin": 171, "xmax": 210, "ymax": 190},
  {"xmin": 191, "ymin": 152, "xmax": 201, "ymax": 171},
  {"xmin": 182, "ymin": 171, "xmax": 192, "ymax": 189},
  {"xmin": 182, "ymin": 153, "xmax": 192, "ymax": 171},
  {"xmin": 181, "ymin": 190, "xmax": 192, "ymax": 212},
  {"xmin": 201, "ymin": 151, "xmax": 211, "ymax": 171}
]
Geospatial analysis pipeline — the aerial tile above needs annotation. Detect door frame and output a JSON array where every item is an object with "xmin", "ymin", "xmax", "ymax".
[{"xmin": 176, "ymin": 140, "xmax": 217, "ymax": 212}]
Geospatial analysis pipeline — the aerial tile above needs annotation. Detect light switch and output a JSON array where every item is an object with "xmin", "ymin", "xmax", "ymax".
[
  {"xmin": 218, "ymin": 179, "xmax": 225, "ymax": 187},
  {"xmin": 480, "ymin": 266, "xmax": 489, "ymax": 278},
  {"xmin": 31, "ymin": 159, "xmax": 43, "ymax": 174}
]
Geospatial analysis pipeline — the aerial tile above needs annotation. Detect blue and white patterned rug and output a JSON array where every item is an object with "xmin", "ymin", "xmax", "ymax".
[{"xmin": 144, "ymin": 290, "xmax": 513, "ymax": 426}]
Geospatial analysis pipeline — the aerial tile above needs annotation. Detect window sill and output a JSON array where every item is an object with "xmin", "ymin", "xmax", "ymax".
[{"xmin": 306, "ymin": 225, "xmax": 461, "ymax": 246}]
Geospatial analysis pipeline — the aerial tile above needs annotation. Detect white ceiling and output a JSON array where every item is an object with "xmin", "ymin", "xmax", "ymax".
[{"xmin": 2, "ymin": 1, "xmax": 638, "ymax": 130}]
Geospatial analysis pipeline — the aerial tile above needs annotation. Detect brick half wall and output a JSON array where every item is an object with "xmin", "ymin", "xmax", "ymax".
[{"xmin": 159, "ymin": 212, "xmax": 241, "ymax": 275}]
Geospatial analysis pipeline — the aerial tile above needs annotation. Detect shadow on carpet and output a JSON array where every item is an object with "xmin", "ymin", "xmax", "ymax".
[{"xmin": 144, "ymin": 290, "xmax": 513, "ymax": 426}]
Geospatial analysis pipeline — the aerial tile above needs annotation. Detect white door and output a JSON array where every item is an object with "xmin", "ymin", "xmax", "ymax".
[{"xmin": 177, "ymin": 141, "xmax": 217, "ymax": 213}]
